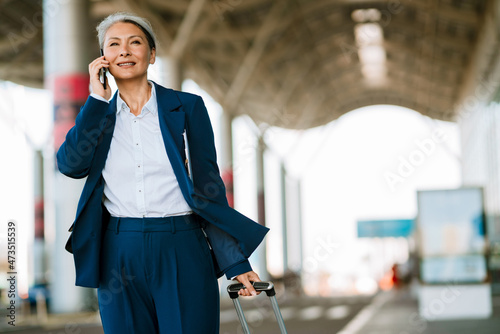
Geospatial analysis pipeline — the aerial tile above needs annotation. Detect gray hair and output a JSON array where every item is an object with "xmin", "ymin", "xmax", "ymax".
[{"xmin": 96, "ymin": 12, "xmax": 157, "ymax": 50}]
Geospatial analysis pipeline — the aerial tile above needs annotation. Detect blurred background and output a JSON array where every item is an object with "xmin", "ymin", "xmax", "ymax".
[{"xmin": 1, "ymin": 0, "xmax": 500, "ymax": 333}]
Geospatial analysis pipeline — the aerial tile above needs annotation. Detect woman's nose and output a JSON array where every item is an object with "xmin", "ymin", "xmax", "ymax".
[{"xmin": 119, "ymin": 46, "xmax": 131, "ymax": 57}]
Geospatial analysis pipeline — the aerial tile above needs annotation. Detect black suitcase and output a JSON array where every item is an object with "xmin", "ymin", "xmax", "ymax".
[{"xmin": 227, "ymin": 281, "xmax": 288, "ymax": 334}]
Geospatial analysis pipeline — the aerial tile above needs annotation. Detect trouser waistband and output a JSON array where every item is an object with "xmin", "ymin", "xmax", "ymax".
[{"xmin": 107, "ymin": 215, "xmax": 199, "ymax": 234}]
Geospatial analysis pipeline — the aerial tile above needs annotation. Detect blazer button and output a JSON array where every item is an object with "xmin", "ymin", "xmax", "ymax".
[{"xmin": 90, "ymin": 232, "xmax": 96, "ymax": 237}]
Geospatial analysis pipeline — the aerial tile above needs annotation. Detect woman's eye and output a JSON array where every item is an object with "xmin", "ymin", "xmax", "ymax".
[
  {"xmin": 109, "ymin": 42, "xmax": 118, "ymax": 46},
  {"xmin": 132, "ymin": 40, "xmax": 141, "ymax": 44}
]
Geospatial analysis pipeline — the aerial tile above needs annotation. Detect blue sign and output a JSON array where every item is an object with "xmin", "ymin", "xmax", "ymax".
[{"xmin": 357, "ymin": 219, "xmax": 414, "ymax": 238}]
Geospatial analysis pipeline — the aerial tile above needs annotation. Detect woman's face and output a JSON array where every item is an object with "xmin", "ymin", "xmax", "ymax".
[{"xmin": 103, "ymin": 22, "xmax": 156, "ymax": 81}]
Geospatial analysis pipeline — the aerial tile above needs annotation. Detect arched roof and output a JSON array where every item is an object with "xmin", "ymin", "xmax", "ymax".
[{"xmin": 1, "ymin": 0, "xmax": 499, "ymax": 129}]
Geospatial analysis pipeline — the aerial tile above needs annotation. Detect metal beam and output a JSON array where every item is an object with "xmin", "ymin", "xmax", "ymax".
[
  {"xmin": 456, "ymin": 0, "xmax": 500, "ymax": 111},
  {"xmin": 147, "ymin": 0, "xmax": 190, "ymax": 13},
  {"xmin": 408, "ymin": 0, "xmax": 482, "ymax": 26},
  {"xmin": 186, "ymin": 59, "xmax": 227, "ymax": 101},
  {"xmin": 90, "ymin": 0, "xmax": 119, "ymax": 17},
  {"xmin": 384, "ymin": 21, "xmax": 475, "ymax": 52},
  {"xmin": 222, "ymin": 0, "xmax": 288, "ymax": 111},
  {"xmin": 170, "ymin": 0, "xmax": 207, "ymax": 59}
]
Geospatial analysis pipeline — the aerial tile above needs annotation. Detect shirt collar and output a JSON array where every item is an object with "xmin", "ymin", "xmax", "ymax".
[{"xmin": 116, "ymin": 81, "xmax": 157, "ymax": 116}]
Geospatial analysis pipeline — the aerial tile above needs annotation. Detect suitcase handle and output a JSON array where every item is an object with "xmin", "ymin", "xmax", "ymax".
[
  {"xmin": 227, "ymin": 281, "xmax": 276, "ymax": 299},
  {"xmin": 227, "ymin": 281, "xmax": 288, "ymax": 333}
]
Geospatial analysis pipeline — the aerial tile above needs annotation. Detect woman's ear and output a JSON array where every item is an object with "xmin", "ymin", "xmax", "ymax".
[{"xmin": 149, "ymin": 47, "xmax": 156, "ymax": 65}]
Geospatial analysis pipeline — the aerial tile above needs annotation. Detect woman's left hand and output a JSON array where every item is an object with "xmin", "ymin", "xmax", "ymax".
[{"xmin": 235, "ymin": 271, "xmax": 262, "ymax": 297}]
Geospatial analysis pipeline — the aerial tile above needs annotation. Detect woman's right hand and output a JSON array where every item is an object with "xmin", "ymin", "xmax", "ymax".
[{"xmin": 89, "ymin": 56, "xmax": 111, "ymax": 100}]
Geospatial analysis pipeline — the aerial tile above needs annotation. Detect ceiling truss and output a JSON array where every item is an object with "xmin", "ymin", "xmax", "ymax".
[{"xmin": 0, "ymin": 0, "xmax": 496, "ymax": 129}]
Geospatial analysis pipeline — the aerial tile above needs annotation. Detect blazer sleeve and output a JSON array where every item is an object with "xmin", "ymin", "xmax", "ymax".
[
  {"xmin": 56, "ymin": 96, "xmax": 111, "ymax": 178},
  {"xmin": 185, "ymin": 96, "xmax": 253, "ymax": 279}
]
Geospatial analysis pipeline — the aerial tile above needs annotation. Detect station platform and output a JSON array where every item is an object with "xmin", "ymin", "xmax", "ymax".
[
  {"xmin": 345, "ymin": 285, "xmax": 500, "ymax": 334},
  {"xmin": 1, "ymin": 285, "xmax": 499, "ymax": 333}
]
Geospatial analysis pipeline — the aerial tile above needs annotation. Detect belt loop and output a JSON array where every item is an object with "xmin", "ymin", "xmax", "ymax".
[
  {"xmin": 171, "ymin": 218, "xmax": 176, "ymax": 234},
  {"xmin": 196, "ymin": 214, "xmax": 206, "ymax": 229},
  {"xmin": 115, "ymin": 218, "xmax": 120, "ymax": 235}
]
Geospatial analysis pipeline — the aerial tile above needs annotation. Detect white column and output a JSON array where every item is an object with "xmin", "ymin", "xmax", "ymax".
[
  {"xmin": 33, "ymin": 150, "xmax": 45, "ymax": 285},
  {"xmin": 220, "ymin": 111, "xmax": 235, "ymax": 207},
  {"xmin": 43, "ymin": 0, "xmax": 92, "ymax": 313},
  {"xmin": 280, "ymin": 162, "xmax": 288, "ymax": 274},
  {"xmin": 256, "ymin": 136, "xmax": 268, "ymax": 279},
  {"xmin": 160, "ymin": 55, "xmax": 183, "ymax": 90},
  {"xmin": 459, "ymin": 102, "xmax": 500, "ymax": 294}
]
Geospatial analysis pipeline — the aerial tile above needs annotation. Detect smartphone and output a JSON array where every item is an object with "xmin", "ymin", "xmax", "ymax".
[{"xmin": 99, "ymin": 49, "xmax": 107, "ymax": 89}]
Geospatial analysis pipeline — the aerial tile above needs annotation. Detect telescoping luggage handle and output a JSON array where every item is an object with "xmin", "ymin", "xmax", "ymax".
[{"xmin": 227, "ymin": 281, "xmax": 288, "ymax": 334}]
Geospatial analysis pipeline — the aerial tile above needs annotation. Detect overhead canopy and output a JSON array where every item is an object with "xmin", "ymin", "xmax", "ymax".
[{"xmin": 1, "ymin": 0, "xmax": 499, "ymax": 129}]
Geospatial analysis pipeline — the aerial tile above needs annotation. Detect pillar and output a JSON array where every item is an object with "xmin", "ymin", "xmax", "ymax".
[
  {"xmin": 296, "ymin": 180, "xmax": 304, "ymax": 274},
  {"xmin": 257, "ymin": 136, "xmax": 266, "ymax": 226},
  {"xmin": 220, "ymin": 111, "xmax": 234, "ymax": 207},
  {"xmin": 460, "ymin": 101, "xmax": 500, "ymax": 294},
  {"xmin": 33, "ymin": 150, "xmax": 46, "ymax": 285},
  {"xmin": 280, "ymin": 162, "xmax": 288, "ymax": 274},
  {"xmin": 43, "ymin": 0, "xmax": 92, "ymax": 313},
  {"xmin": 256, "ymin": 135, "xmax": 268, "ymax": 279},
  {"xmin": 159, "ymin": 55, "xmax": 183, "ymax": 90}
]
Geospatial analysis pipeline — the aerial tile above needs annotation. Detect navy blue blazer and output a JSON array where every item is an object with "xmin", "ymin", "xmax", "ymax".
[{"xmin": 57, "ymin": 81, "xmax": 269, "ymax": 288}]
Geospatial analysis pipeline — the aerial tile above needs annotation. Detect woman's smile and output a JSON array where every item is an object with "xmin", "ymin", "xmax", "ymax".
[
  {"xmin": 117, "ymin": 62, "xmax": 136, "ymax": 67},
  {"xmin": 103, "ymin": 22, "xmax": 155, "ymax": 81}
]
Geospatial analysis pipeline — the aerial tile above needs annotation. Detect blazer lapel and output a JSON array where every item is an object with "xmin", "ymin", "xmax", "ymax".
[
  {"xmin": 154, "ymin": 82, "xmax": 195, "ymax": 200},
  {"xmin": 74, "ymin": 94, "xmax": 117, "ymax": 220},
  {"xmin": 88, "ymin": 94, "xmax": 117, "ymax": 181}
]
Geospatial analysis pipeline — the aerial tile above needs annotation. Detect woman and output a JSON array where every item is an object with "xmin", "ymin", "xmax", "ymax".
[{"xmin": 57, "ymin": 12, "xmax": 268, "ymax": 334}]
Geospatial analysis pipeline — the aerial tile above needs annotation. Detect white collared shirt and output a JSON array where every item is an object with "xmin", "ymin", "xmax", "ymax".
[{"xmin": 92, "ymin": 83, "xmax": 192, "ymax": 217}]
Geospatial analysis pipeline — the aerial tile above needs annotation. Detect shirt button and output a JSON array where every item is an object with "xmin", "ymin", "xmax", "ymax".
[
  {"xmin": 139, "ymin": 190, "xmax": 142, "ymax": 192},
  {"xmin": 138, "ymin": 165, "xmax": 141, "ymax": 168}
]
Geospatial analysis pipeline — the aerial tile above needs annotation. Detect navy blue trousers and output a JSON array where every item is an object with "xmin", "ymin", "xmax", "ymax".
[{"xmin": 97, "ymin": 216, "xmax": 219, "ymax": 334}]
